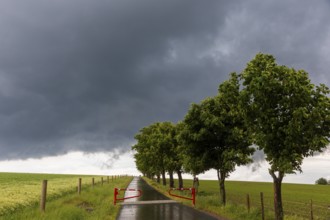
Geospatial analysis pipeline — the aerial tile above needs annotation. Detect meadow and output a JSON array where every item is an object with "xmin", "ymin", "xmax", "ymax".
[
  {"xmin": 0, "ymin": 172, "xmax": 132, "ymax": 220},
  {"xmin": 144, "ymin": 178, "xmax": 330, "ymax": 220},
  {"xmin": 2, "ymin": 172, "xmax": 329, "ymax": 220}
]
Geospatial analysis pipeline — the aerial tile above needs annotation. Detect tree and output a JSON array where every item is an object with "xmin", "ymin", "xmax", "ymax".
[
  {"xmin": 180, "ymin": 73, "xmax": 254, "ymax": 205},
  {"xmin": 159, "ymin": 122, "xmax": 181, "ymax": 188},
  {"xmin": 177, "ymin": 122, "xmax": 203, "ymax": 177},
  {"xmin": 132, "ymin": 124, "xmax": 162, "ymax": 180},
  {"xmin": 165, "ymin": 123, "xmax": 185, "ymax": 188},
  {"xmin": 241, "ymin": 53, "xmax": 330, "ymax": 220},
  {"xmin": 315, "ymin": 177, "xmax": 328, "ymax": 185},
  {"xmin": 132, "ymin": 122, "xmax": 181, "ymax": 187},
  {"xmin": 176, "ymin": 122, "xmax": 204, "ymax": 188}
]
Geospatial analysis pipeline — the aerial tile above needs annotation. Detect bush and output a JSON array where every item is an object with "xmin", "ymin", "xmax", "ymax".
[{"xmin": 315, "ymin": 177, "xmax": 328, "ymax": 185}]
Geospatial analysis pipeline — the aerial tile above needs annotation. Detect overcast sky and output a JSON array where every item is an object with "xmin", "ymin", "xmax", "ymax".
[{"xmin": 0, "ymin": 0, "xmax": 329, "ymax": 183}]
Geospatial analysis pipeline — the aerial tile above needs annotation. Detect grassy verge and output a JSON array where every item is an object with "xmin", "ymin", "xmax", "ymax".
[
  {"xmin": 0, "ymin": 176, "xmax": 132, "ymax": 220},
  {"xmin": 143, "ymin": 178, "xmax": 330, "ymax": 220},
  {"xmin": 143, "ymin": 177, "xmax": 263, "ymax": 220}
]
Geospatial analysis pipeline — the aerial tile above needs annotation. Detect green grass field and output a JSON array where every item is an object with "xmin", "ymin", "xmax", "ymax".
[
  {"xmin": 144, "ymin": 178, "xmax": 330, "ymax": 220},
  {"xmin": 0, "ymin": 172, "xmax": 132, "ymax": 220},
  {"xmin": 2, "ymin": 172, "xmax": 329, "ymax": 220}
]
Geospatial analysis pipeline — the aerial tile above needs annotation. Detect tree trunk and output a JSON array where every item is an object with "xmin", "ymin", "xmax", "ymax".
[
  {"xmin": 270, "ymin": 170, "xmax": 284, "ymax": 220},
  {"xmin": 217, "ymin": 169, "xmax": 226, "ymax": 206},
  {"xmin": 162, "ymin": 169, "xmax": 166, "ymax": 186},
  {"xmin": 169, "ymin": 171, "xmax": 174, "ymax": 188},
  {"xmin": 177, "ymin": 170, "xmax": 183, "ymax": 188},
  {"xmin": 156, "ymin": 174, "xmax": 160, "ymax": 183}
]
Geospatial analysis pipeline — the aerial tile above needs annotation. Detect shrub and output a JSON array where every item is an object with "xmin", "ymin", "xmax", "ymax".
[{"xmin": 315, "ymin": 177, "xmax": 328, "ymax": 185}]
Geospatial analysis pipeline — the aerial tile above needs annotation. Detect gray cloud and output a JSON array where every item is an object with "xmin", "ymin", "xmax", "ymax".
[
  {"xmin": 249, "ymin": 149, "xmax": 266, "ymax": 172},
  {"xmin": 0, "ymin": 0, "xmax": 232, "ymax": 159},
  {"xmin": 0, "ymin": 0, "xmax": 330, "ymax": 160},
  {"xmin": 208, "ymin": 0, "xmax": 330, "ymax": 84}
]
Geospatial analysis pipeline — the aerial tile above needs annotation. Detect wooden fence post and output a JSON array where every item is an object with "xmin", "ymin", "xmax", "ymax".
[
  {"xmin": 78, "ymin": 178, "xmax": 82, "ymax": 194},
  {"xmin": 247, "ymin": 194, "xmax": 250, "ymax": 213},
  {"xmin": 101, "ymin": 177, "xmax": 104, "ymax": 186},
  {"xmin": 310, "ymin": 199, "xmax": 313, "ymax": 220},
  {"xmin": 260, "ymin": 192, "xmax": 265, "ymax": 220},
  {"xmin": 40, "ymin": 180, "xmax": 47, "ymax": 212},
  {"xmin": 92, "ymin": 178, "xmax": 94, "ymax": 188},
  {"xmin": 107, "ymin": 176, "xmax": 109, "ymax": 183}
]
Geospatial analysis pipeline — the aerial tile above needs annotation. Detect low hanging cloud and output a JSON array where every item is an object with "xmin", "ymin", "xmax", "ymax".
[
  {"xmin": 99, "ymin": 149, "xmax": 128, "ymax": 170},
  {"xmin": 247, "ymin": 146, "xmax": 330, "ymax": 173},
  {"xmin": 248, "ymin": 149, "xmax": 266, "ymax": 172},
  {"xmin": 1, "ymin": 0, "xmax": 330, "ymax": 160}
]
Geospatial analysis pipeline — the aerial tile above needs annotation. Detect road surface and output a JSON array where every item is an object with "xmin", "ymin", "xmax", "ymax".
[{"xmin": 116, "ymin": 177, "xmax": 223, "ymax": 220}]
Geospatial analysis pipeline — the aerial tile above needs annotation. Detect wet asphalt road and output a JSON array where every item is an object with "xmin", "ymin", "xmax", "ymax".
[{"xmin": 116, "ymin": 177, "xmax": 220, "ymax": 220}]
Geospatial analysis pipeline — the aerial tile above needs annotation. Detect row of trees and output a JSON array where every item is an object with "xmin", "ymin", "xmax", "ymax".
[
  {"xmin": 132, "ymin": 122, "xmax": 184, "ymax": 188},
  {"xmin": 132, "ymin": 53, "xmax": 330, "ymax": 220}
]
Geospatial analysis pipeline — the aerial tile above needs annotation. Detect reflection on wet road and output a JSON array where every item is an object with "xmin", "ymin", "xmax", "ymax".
[{"xmin": 116, "ymin": 177, "xmax": 219, "ymax": 220}]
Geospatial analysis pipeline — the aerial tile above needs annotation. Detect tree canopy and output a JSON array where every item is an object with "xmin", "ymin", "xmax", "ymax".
[
  {"xmin": 240, "ymin": 53, "xmax": 330, "ymax": 220},
  {"xmin": 179, "ymin": 73, "xmax": 254, "ymax": 205},
  {"xmin": 132, "ymin": 121, "xmax": 181, "ymax": 186},
  {"xmin": 132, "ymin": 53, "xmax": 330, "ymax": 218},
  {"xmin": 315, "ymin": 177, "xmax": 328, "ymax": 185}
]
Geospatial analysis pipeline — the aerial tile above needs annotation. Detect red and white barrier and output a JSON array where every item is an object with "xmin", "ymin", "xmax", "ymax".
[
  {"xmin": 168, "ymin": 188, "xmax": 196, "ymax": 206},
  {"xmin": 113, "ymin": 188, "xmax": 142, "ymax": 205}
]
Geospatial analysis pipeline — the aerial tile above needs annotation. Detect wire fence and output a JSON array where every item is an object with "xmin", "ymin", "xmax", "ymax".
[{"xmin": 226, "ymin": 191, "xmax": 330, "ymax": 219}]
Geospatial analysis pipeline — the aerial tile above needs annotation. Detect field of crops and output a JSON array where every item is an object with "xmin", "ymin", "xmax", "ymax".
[
  {"xmin": 0, "ymin": 172, "xmax": 118, "ymax": 216},
  {"xmin": 145, "ymin": 178, "xmax": 330, "ymax": 220}
]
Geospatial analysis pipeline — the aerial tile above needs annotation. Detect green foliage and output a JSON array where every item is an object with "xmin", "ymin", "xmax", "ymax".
[
  {"xmin": 180, "ymin": 73, "xmax": 254, "ymax": 173},
  {"xmin": 241, "ymin": 53, "xmax": 330, "ymax": 175},
  {"xmin": 315, "ymin": 177, "xmax": 328, "ymax": 185},
  {"xmin": 132, "ymin": 122, "xmax": 181, "ymax": 184},
  {"xmin": 133, "ymin": 52, "xmax": 330, "ymax": 218},
  {"xmin": 179, "ymin": 73, "xmax": 254, "ymax": 205},
  {"xmin": 240, "ymin": 53, "xmax": 330, "ymax": 219},
  {"xmin": 176, "ymin": 122, "xmax": 206, "ymax": 176}
]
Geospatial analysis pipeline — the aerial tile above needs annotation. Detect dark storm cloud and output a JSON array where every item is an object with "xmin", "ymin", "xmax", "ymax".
[
  {"xmin": 207, "ymin": 0, "xmax": 330, "ymax": 84},
  {"xmin": 0, "ymin": 0, "xmax": 233, "ymax": 159},
  {"xmin": 1, "ymin": 0, "xmax": 330, "ymax": 160}
]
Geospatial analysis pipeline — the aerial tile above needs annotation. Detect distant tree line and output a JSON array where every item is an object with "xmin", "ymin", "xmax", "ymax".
[
  {"xmin": 132, "ymin": 53, "xmax": 330, "ymax": 220},
  {"xmin": 315, "ymin": 177, "xmax": 330, "ymax": 185}
]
